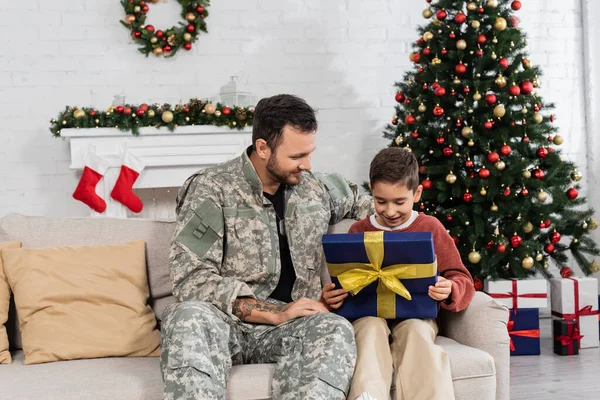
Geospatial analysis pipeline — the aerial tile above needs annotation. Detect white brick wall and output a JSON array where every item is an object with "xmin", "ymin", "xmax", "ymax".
[{"xmin": 0, "ymin": 0, "xmax": 591, "ymax": 218}]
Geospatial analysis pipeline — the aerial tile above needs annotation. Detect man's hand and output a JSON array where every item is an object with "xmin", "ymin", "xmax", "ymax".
[
  {"xmin": 232, "ymin": 297, "xmax": 328, "ymax": 325},
  {"xmin": 321, "ymin": 283, "xmax": 348, "ymax": 310},
  {"xmin": 428, "ymin": 276, "xmax": 453, "ymax": 301}
]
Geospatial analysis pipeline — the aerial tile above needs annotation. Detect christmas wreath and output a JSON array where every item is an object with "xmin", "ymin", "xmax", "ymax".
[
  {"xmin": 50, "ymin": 98, "xmax": 254, "ymax": 137},
  {"xmin": 120, "ymin": 0, "xmax": 210, "ymax": 58}
]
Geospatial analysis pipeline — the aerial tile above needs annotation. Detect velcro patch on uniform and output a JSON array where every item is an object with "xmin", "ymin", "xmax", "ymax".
[
  {"xmin": 318, "ymin": 173, "xmax": 352, "ymax": 198},
  {"xmin": 176, "ymin": 199, "xmax": 224, "ymax": 259}
]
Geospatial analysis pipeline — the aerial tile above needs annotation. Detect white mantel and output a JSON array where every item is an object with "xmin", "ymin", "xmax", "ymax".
[{"xmin": 61, "ymin": 126, "xmax": 252, "ymax": 218}]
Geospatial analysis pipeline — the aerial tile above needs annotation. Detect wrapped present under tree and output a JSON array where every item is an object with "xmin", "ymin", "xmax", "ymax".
[
  {"xmin": 553, "ymin": 319, "xmax": 582, "ymax": 356},
  {"xmin": 508, "ymin": 308, "xmax": 541, "ymax": 356}
]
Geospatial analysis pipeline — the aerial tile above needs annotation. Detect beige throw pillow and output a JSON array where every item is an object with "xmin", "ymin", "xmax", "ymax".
[
  {"xmin": 0, "ymin": 241, "xmax": 21, "ymax": 364},
  {"xmin": 2, "ymin": 240, "xmax": 160, "ymax": 365}
]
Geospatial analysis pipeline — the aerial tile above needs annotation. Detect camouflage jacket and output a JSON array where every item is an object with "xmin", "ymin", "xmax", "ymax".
[{"xmin": 169, "ymin": 149, "xmax": 373, "ymax": 317}]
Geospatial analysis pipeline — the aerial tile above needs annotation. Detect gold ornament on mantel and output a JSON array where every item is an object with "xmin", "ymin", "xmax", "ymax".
[
  {"xmin": 204, "ymin": 103, "xmax": 216, "ymax": 114},
  {"xmin": 186, "ymin": 12, "xmax": 196, "ymax": 22},
  {"xmin": 125, "ymin": 14, "xmax": 136, "ymax": 24},
  {"xmin": 161, "ymin": 111, "xmax": 174, "ymax": 123},
  {"xmin": 73, "ymin": 109, "xmax": 86, "ymax": 119}
]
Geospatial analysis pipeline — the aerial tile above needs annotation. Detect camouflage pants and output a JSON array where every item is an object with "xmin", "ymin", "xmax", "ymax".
[{"xmin": 160, "ymin": 301, "xmax": 356, "ymax": 400}]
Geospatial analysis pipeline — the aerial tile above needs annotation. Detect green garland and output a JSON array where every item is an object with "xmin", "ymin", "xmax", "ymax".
[
  {"xmin": 120, "ymin": 0, "xmax": 210, "ymax": 58},
  {"xmin": 50, "ymin": 98, "xmax": 253, "ymax": 137}
]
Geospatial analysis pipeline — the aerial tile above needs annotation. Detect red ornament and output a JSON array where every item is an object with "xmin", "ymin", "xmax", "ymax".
[
  {"xmin": 413, "ymin": 53, "xmax": 421, "ymax": 63},
  {"xmin": 465, "ymin": 159, "xmax": 474, "ymax": 168},
  {"xmin": 123, "ymin": 107, "xmax": 132, "ymax": 115},
  {"xmin": 549, "ymin": 231, "xmax": 561, "ymax": 244},
  {"xmin": 395, "ymin": 92, "xmax": 405, "ymax": 103},
  {"xmin": 115, "ymin": 105, "xmax": 124, "ymax": 114},
  {"xmin": 509, "ymin": 85, "xmax": 521, "ymax": 96},
  {"xmin": 441, "ymin": 48, "xmax": 447, "ymax": 55},
  {"xmin": 436, "ymin": 10, "xmax": 447, "ymax": 20},
  {"xmin": 449, "ymin": 32, "xmax": 456, "ymax": 39},
  {"xmin": 504, "ymin": 187, "xmax": 511, "ymax": 197},
  {"xmin": 560, "ymin": 267, "xmax": 572, "ymax": 279},
  {"xmin": 455, "ymin": 63, "xmax": 467, "ymax": 75},
  {"xmin": 435, "ymin": 87, "xmax": 446, "ymax": 97},
  {"xmin": 418, "ymin": 67, "xmax": 424, "ymax": 73},
  {"xmin": 474, "ymin": 278, "xmax": 483, "ymax": 291},
  {"xmin": 196, "ymin": 6, "xmax": 205, "ymax": 13},
  {"xmin": 419, "ymin": 166, "xmax": 426, "ymax": 174},
  {"xmin": 139, "ymin": 103, "xmax": 149, "ymax": 111},
  {"xmin": 454, "ymin": 12, "xmax": 467, "ymax": 24},
  {"xmin": 186, "ymin": 24, "xmax": 196, "ymax": 33},
  {"xmin": 132, "ymin": 31, "xmax": 142, "ymax": 39},
  {"xmin": 432, "ymin": 82, "xmax": 440, "ymax": 89},
  {"xmin": 142, "ymin": 5, "xmax": 149, "ymax": 12},
  {"xmin": 436, "ymin": 137, "xmax": 445, "ymax": 144},
  {"xmin": 163, "ymin": 45, "xmax": 172, "ymax": 53},
  {"xmin": 534, "ymin": 104, "xmax": 541, "ymax": 111},
  {"xmin": 222, "ymin": 107, "xmax": 232, "ymax": 115},
  {"xmin": 497, "ymin": 244, "xmax": 506, "ymax": 253},
  {"xmin": 423, "ymin": 48, "xmax": 431, "ymax": 56},
  {"xmin": 156, "ymin": 30, "xmax": 165, "ymax": 38},
  {"xmin": 391, "ymin": 119, "xmax": 398, "ymax": 125},
  {"xmin": 511, "ymin": 1, "xmax": 522, "ymax": 11},
  {"xmin": 463, "ymin": 192, "xmax": 473, "ymax": 202},
  {"xmin": 420, "ymin": 204, "xmax": 426, "ymax": 210},
  {"xmin": 422, "ymin": 179, "xmax": 433, "ymax": 190},
  {"xmin": 405, "ymin": 114, "xmax": 416, "ymax": 125},
  {"xmin": 468, "ymin": 171, "xmax": 476, "ymax": 178},
  {"xmin": 478, "ymin": 6, "xmax": 485, "ymax": 13},
  {"xmin": 443, "ymin": 147, "xmax": 454, "ymax": 157},
  {"xmin": 500, "ymin": 145, "xmax": 512, "ymax": 156},
  {"xmin": 433, "ymin": 106, "xmax": 445, "ymax": 116},
  {"xmin": 484, "ymin": 121, "xmax": 493, "ymax": 129},
  {"xmin": 520, "ymin": 81, "xmax": 534, "ymax": 95},
  {"xmin": 486, "ymin": 94, "xmax": 497, "ymax": 105},
  {"xmin": 537, "ymin": 147, "xmax": 549, "ymax": 159},
  {"xmin": 477, "ymin": 34, "xmax": 487, "ymax": 45},
  {"xmin": 411, "ymin": 131, "xmax": 419, "ymax": 139},
  {"xmin": 145, "ymin": 25, "xmax": 155, "ymax": 33},
  {"xmin": 499, "ymin": 58, "xmax": 509, "ymax": 69},
  {"xmin": 544, "ymin": 219, "xmax": 552, "ymax": 228},
  {"xmin": 510, "ymin": 16, "xmax": 520, "ymax": 27},
  {"xmin": 511, "ymin": 235, "xmax": 522, "ymax": 248},
  {"xmin": 487, "ymin": 152, "xmax": 500, "ymax": 163},
  {"xmin": 544, "ymin": 243, "xmax": 555, "ymax": 254},
  {"xmin": 447, "ymin": 216, "xmax": 453, "ymax": 222},
  {"xmin": 479, "ymin": 168, "xmax": 490, "ymax": 179},
  {"xmin": 550, "ymin": 115, "xmax": 555, "ymax": 122},
  {"xmin": 521, "ymin": 188, "xmax": 529, "ymax": 197},
  {"xmin": 89, "ymin": 110, "xmax": 96, "ymax": 117},
  {"xmin": 136, "ymin": 108, "xmax": 145, "ymax": 116},
  {"xmin": 423, "ymin": 84, "xmax": 429, "ymax": 90},
  {"xmin": 464, "ymin": 86, "xmax": 470, "ymax": 93},
  {"xmin": 523, "ymin": 136, "xmax": 530, "ymax": 143},
  {"xmin": 567, "ymin": 188, "xmax": 579, "ymax": 200},
  {"xmin": 476, "ymin": 49, "xmax": 483, "ymax": 57},
  {"xmin": 534, "ymin": 169, "xmax": 545, "ymax": 180},
  {"xmin": 452, "ymin": 236, "xmax": 459, "ymax": 244},
  {"xmin": 184, "ymin": 43, "xmax": 192, "ymax": 51}
]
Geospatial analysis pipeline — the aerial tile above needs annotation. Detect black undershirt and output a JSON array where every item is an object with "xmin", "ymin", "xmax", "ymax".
[{"xmin": 264, "ymin": 185, "xmax": 296, "ymax": 303}]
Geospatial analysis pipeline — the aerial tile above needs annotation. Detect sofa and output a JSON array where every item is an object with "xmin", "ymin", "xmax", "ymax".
[{"xmin": 0, "ymin": 213, "xmax": 510, "ymax": 400}]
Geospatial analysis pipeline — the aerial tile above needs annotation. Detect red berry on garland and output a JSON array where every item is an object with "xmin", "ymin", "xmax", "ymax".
[
  {"xmin": 435, "ymin": 87, "xmax": 446, "ymax": 97},
  {"xmin": 537, "ymin": 147, "xmax": 548, "ymax": 159},
  {"xmin": 511, "ymin": 234, "xmax": 522, "ymax": 248},
  {"xmin": 465, "ymin": 159, "xmax": 474, "ymax": 168},
  {"xmin": 504, "ymin": 187, "xmax": 511, "ymax": 197},
  {"xmin": 499, "ymin": 58, "xmax": 509, "ymax": 69},
  {"xmin": 395, "ymin": 92, "xmax": 405, "ymax": 103},
  {"xmin": 196, "ymin": 6, "xmax": 205, "ymax": 13},
  {"xmin": 163, "ymin": 45, "xmax": 172, "ymax": 52},
  {"xmin": 433, "ymin": 106, "xmax": 445, "ymax": 116},
  {"xmin": 142, "ymin": 5, "xmax": 149, "ymax": 12},
  {"xmin": 455, "ymin": 63, "xmax": 467, "ymax": 75},
  {"xmin": 567, "ymin": 188, "xmax": 579, "ymax": 200},
  {"xmin": 560, "ymin": 267, "xmax": 572, "ymax": 279},
  {"xmin": 436, "ymin": 9, "xmax": 447, "ymax": 20},
  {"xmin": 405, "ymin": 114, "xmax": 416, "ymax": 125},
  {"xmin": 500, "ymin": 145, "xmax": 512, "ymax": 156},
  {"xmin": 454, "ymin": 12, "xmax": 467, "ymax": 24},
  {"xmin": 477, "ymin": 34, "xmax": 486, "ymax": 45},
  {"xmin": 132, "ymin": 31, "xmax": 142, "ymax": 39},
  {"xmin": 186, "ymin": 24, "xmax": 196, "ymax": 33},
  {"xmin": 486, "ymin": 94, "xmax": 497, "ymax": 105},
  {"xmin": 544, "ymin": 243, "xmax": 555, "ymax": 254},
  {"xmin": 509, "ymin": 85, "xmax": 521, "ymax": 96},
  {"xmin": 115, "ymin": 105, "xmax": 124, "ymax": 114},
  {"xmin": 156, "ymin": 30, "xmax": 165, "ymax": 38},
  {"xmin": 436, "ymin": 137, "xmax": 445, "ymax": 144},
  {"xmin": 184, "ymin": 43, "xmax": 192, "ymax": 51},
  {"xmin": 145, "ymin": 25, "xmax": 155, "ymax": 33},
  {"xmin": 479, "ymin": 168, "xmax": 490, "ymax": 179},
  {"xmin": 474, "ymin": 278, "xmax": 483, "ymax": 291},
  {"xmin": 484, "ymin": 121, "xmax": 493, "ymax": 129},
  {"xmin": 487, "ymin": 152, "xmax": 500, "ymax": 163},
  {"xmin": 520, "ymin": 81, "xmax": 534, "ymax": 95},
  {"xmin": 534, "ymin": 169, "xmax": 545, "ymax": 179},
  {"xmin": 463, "ymin": 192, "xmax": 473, "ymax": 202},
  {"xmin": 443, "ymin": 147, "xmax": 453, "ymax": 157},
  {"xmin": 549, "ymin": 231, "xmax": 561, "ymax": 244},
  {"xmin": 89, "ymin": 110, "xmax": 96, "ymax": 117},
  {"xmin": 123, "ymin": 107, "xmax": 132, "ymax": 115},
  {"xmin": 136, "ymin": 108, "xmax": 145, "ymax": 116},
  {"xmin": 222, "ymin": 107, "xmax": 232, "ymax": 115},
  {"xmin": 511, "ymin": 1, "xmax": 522, "ymax": 11},
  {"xmin": 497, "ymin": 244, "xmax": 506, "ymax": 253}
]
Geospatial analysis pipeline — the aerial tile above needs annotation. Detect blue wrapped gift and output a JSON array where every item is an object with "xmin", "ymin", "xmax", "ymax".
[
  {"xmin": 508, "ymin": 308, "xmax": 541, "ymax": 356},
  {"xmin": 322, "ymin": 231, "xmax": 438, "ymax": 320}
]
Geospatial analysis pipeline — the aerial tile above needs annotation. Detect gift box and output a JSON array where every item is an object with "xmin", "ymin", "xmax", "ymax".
[
  {"xmin": 322, "ymin": 231, "xmax": 438, "ymax": 320},
  {"xmin": 553, "ymin": 319, "xmax": 581, "ymax": 356},
  {"xmin": 508, "ymin": 308, "xmax": 541, "ymax": 356},
  {"xmin": 550, "ymin": 277, "xmax": 599, "ymax": 349},
  {"xmin": 484, "ymin": 279, "xmax": 547, "ymax": 310}
]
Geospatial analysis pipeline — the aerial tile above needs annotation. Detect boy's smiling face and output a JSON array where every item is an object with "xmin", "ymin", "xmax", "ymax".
[{"xmin": 371, "ymin": 181, "xmax": 423, "ymax": 229}]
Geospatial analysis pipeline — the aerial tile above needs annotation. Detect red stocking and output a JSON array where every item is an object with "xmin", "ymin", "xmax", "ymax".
[
  {"xmin": 72, "ymin": 152, "xmax": 110, "ymax": 213},
  {"xmin": 110, "ymin": 152, "xmax": 145, "ymax": 213}
]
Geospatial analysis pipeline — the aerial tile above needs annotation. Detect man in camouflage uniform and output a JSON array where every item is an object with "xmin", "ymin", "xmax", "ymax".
[{"xmin": 160, "ymin": 94, "xmax": 373, "ymax": 400}]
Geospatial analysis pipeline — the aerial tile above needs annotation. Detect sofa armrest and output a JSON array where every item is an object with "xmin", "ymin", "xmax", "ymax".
[{"xmin": 439, "ymin": 291, "xmax": 510, "ymax": 400}]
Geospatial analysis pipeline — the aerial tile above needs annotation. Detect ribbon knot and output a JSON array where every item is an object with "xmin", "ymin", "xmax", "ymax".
[
  {"xmin": 507, "ymin": 318, "xmax": 540, "ymax": 352},
  {"xmin": 557, "ymin": 327, "xmax": 583, "ymax": 347}
]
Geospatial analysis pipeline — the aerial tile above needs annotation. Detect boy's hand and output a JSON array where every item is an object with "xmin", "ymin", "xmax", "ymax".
[
  {"xmin": 428, "ymin": 276, "xmax": 453, "ymax": 301},
  {"xmin": 321, "ymin": 283, "xmax": 348, "ymax": 310}
]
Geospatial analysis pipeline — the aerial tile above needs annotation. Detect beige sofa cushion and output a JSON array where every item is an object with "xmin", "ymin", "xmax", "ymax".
[
  {"xmin": 2, "ymin": 240, "xmax": 160, "ymax": 365},
  {"xmin": 0, "ymin": 241, "xmax": 21, "ymax": 364}
]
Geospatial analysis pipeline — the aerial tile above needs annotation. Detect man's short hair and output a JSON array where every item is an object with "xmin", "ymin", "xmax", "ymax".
[
  {"xmin": 252, "ymin": 94, "xmax": 318, "ymax": 150},
  {"xmin": 369, "ymin": 147, "xmax": 419, "ymax": 191}
]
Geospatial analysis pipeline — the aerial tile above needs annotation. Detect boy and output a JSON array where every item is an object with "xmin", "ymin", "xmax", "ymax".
[{"xmin": 322, "ymin": 148, "xmax": 475, "ymax": 400}]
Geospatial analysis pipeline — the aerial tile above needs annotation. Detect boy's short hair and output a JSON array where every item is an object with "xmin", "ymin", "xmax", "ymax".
[{"xmin": 369, "ymin": 148, "xmax": 419, "ymax": 191}]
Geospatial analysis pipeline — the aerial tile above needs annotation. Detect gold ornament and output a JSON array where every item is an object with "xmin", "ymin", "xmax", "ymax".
[
  {"xmin": 589, "ymin": 218, "xmax": 598, "ymax": 230},
  {"xmin": 522, "ymin": 256, "xmax": 534, "ymax": 269},
  {"xmin": 150, "ymin": 37, "xmax": 158, "ymax": 44},
  {"xmin": 423, "ymin": 31, "xmax": 434, "ymax": 41},
  {"xmin": 521, "ymin": 106, "xmax": 528, "ymax": 114},
  {"xmin": 491, "ymin": 203, "xmax": 499, "ymax": 212},
  {"xmin": 153, "ymin": 47, "xmax": 163, "ymax": 56},
  {"xmin": 494, "ymin": 105, "xmax": 506, "ymax": 118},
  {"xmin": 494, "ymin": 17, "xmax": 507, "ymax": 31},
  {"xmin": 468, "ymin": 139, "xmax": 475, "ymax": 147},
  {"xmin": 553, "ymin": 135, "xmax": 564, "ymax": 145},
  {"xmin": 125, "ymin": 14, "xmax": 136, "ymax": 24},
  {"xmin": 73, "ymin": 109, "xmax": 86, "ymax": 119},
  {"xmin": 465, "ymin": 221, "xmax": 470, "ymax": 226},
  {"xmin": 186, "ymin": 12, "xmax": 196, "ymax": 22},
  {"xmin": 147, "ymin": 109, "xmax": 155, "ymax": 117},
  {"xmin": 134, "ymin": 5, "xmax": 141, "ymax": 13},
  {"xmin": 461, "ymin": 126, "xmax": 473, "ymax": 138},
  {"xmin": 473, "ymin": 91, "xmax": 482, "ymax": 101},
  {"xmin": 537, "ymin": 190, "xmax": 548, "ymax": 202},
  {"xmin": 571, "ymin": 169, "xmax": 583, "ymax": 182},
  {"xmin": 215, "ymin": 110, "xmax": 222, "ymax": 117},
  {"xmin": 533, "ymin": 112, "xmax": 543, "ymax": 124},
  {"xmin": 495, "ymin": 75, "xmax": 507, "ymax": 88},
  {"xmin": 471, "ymin": 20, "xmax": 481, "ymax": 29},
  {"xmin": 183, "ymin": 33, "xmax": 192, "ymax": 41},
  {"xmin": 453, "ymin": 77, "xmax": 461, "ymax": 85},
  {"xmin": 204, "ymin": 103, "xmax": 216, "ymax": 114},
  {"xmin": 432, "ymin": 57, "xmax": 442, "ymax": 65},
  {"xmin": 533, "ymin": 77, "xmax": 541, "ymax": 88},
  {"xmin": 590, "ymin": 260, "xmax": 600, "ymax": 273},
  {"xmin": 536, "ymin": 253, "xmax": 543, "ymax": 262},
  {"xmin": 468, "ymin": 251, "xmax": 482, "ymax": 264},
  {"xmin": 161, "ymin": 111, "xmax": 174, "ymax": 123},
  {"xmin": 418, "ymin": 104, "xmax": 427, "ymax": 113},
  {"xmin": 487, "ymin": 0, "xmax": 499, "ymax": 7},
  {"xmin": 583, "ymin": 221, "xmax": 589, "ymax": 229},
  {"xmin": 94, "ymin": 119, "xmax": 99, "ymax": 124},
  {"xmin": 456, "ymin": 40, "xmax": 467, "ymax": 50},
  {"xmin": 523, "ymin": 59, "xmax": 532, "ymax": 69},
  {"xmin": 467, "ymin": 2, "xmax": 478, "ymax": 12},
  {"xmin": 423, "ymin": 8, "xmax": 433, "ymax": 18},
  {"xmin": 524, "ymin": 222, "xmax": 533, "ymax": 233},
  {"xmin": 168, "ymin": 34, "xmax": 177, "ymax": 46},
  {"xmin": 491, "ymin": 52, "xmax": 497, "ymax": 60},
  {"xmin": 480, "ymin": 188, "xmax": 487, "ymax": 196},
  {"xmin": 446, "ymin": 173, "xmax": 457, "ymax": 184},
  {"xmin": 495, "ymin": 161, "xmax": 506, "ymax": 171},
  {"xmin": 395, "ymin": 136, "xmax": 403, "ymax": 145}
]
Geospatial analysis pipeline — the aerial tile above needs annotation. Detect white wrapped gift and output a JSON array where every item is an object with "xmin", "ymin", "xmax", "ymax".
[
  {"xmin": 484, "ymin": 279, "xmax": 548, "ymax": 309},
  {"xmin": 550, "ymin": 277, "xmax": 599, "ymax": 349}
]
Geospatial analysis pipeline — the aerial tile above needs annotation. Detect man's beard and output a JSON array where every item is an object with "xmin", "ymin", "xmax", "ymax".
[{"xmin": 266, "ymin": 154, "xmax": 301, "ymax": 185}]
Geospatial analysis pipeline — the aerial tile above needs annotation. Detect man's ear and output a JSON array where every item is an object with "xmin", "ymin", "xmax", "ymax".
[
  {"xmin": 413, "ymin": 185, "xmax": 423, "ymax": 203},
  {"xmin": 254, "ymin": 139, "xmax": 270, "ymax": 160}
]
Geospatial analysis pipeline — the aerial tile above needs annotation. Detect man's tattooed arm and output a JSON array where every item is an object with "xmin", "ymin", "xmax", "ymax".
[{"xmin": 232, "ymin": 297, "xmax": 290, "ymax": 324}]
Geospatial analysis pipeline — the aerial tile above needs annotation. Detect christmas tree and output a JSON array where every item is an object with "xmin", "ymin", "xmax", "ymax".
[{"xmin": 384, "ymin": 0, "xmax": 600, "ymax": 284}]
